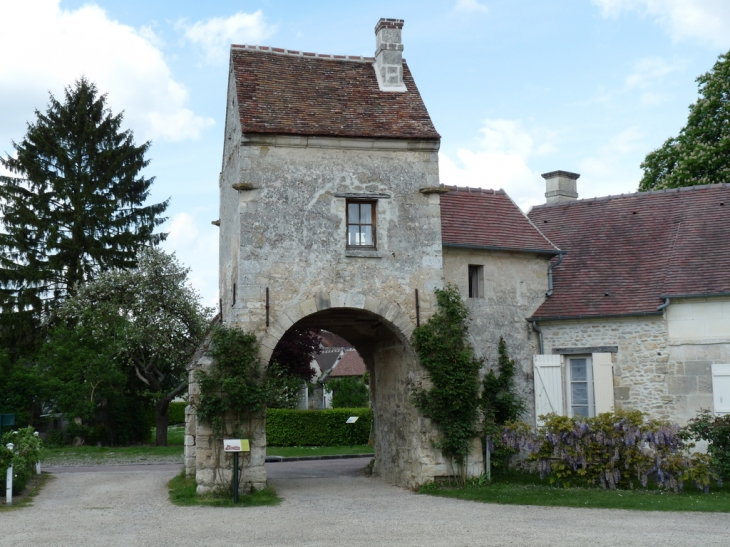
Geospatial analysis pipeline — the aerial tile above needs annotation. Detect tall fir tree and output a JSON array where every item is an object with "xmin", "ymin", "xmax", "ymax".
[
  {"xmin": 639, "ymin": 50, "xmax": 730, "ymax": 190},
  {"xmin": 0, "ymin": 78, "xmax": 168, "ymax": 322}
]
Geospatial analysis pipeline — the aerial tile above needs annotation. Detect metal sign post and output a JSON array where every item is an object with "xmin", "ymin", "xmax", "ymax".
[
  {"xmin": 223, "ymin": 439, "xmax": 250, "ymax": 504},
  {"xmin": 346, "ymin": 416, "xmax": 359, "ymax": 448}
]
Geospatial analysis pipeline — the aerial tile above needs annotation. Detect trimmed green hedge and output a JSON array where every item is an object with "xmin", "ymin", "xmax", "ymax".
[
  {"xmin": 168, "ymin": 402, "xmax": 187, "ymax": 425},
  {"xmin": 266, "ymin": 408, "xmax": 372, "ymax": 446}
]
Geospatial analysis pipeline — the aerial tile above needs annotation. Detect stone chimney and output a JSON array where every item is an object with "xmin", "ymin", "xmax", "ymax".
[
  {"xmin": 374, "ymin": 18, "xmax": 406, "ymax": 92},
  {"xmin": 542, "ymin": 171, "xmax": 580, "ymax": 204}
]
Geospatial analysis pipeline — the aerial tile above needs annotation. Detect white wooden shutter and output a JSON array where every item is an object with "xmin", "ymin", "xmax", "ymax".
[
  {"xmin": 592, "ymin": 353, "xmax": 615, "ymax": 414},
  {"xmin": 712, "ymin": 364, "xmax": 730, "ymax": 416},
  {"xmin": 533, "ymin": 354, "xmax": 563, "ymax": 425}
]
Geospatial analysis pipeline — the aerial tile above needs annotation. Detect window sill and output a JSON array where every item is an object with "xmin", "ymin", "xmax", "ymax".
[{"xmin": 345, "ymin": 249, "xmax": 383, "ymax": 258}]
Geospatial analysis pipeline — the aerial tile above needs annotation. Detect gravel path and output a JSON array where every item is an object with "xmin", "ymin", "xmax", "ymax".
[{"xmin": 3, "ymin": 460, "xmax": 729, "ymax": 547}]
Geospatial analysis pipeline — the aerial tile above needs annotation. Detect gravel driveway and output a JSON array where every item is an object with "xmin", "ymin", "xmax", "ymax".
[{"xmin": 3, "ymin": 459, "xmax": 729, "ymax": 547}]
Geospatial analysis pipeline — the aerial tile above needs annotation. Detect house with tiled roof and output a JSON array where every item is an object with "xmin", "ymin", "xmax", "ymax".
[
  {"xmin": 526, "ymin": 177, "xmax": 730, "ymax": 424},
  {"xmin": 188, "ymin": 17, "xmax": 730, "ymax": 493}
]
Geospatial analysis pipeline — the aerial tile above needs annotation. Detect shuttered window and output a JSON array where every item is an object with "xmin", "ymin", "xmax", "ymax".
[
  {"xmin": 593, "ymin": 353, "xmax": 615, "ymax": 414},
  {"xmin": 533, "ymin": 354, "xmax": 563, "ymax": 425},
  {"xmin": 712, "ymin": 364, "xmax": 730, "ymax": 416},
  {"xmin": 533, "ymin": 352, "xmax": 616, "ymax": 424}
]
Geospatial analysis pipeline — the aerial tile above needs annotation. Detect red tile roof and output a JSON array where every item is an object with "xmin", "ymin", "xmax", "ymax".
[
  {"xmin": 527, "ymin": 184, "xmax": 730, "ymax": 319},
  {"xmin": 329, "ymin": 350, "xmax": 366, "ymax": 377},
  {"xmin": 440, "ymin": 187, "xmax": 560, "ymax": 254},
  {"xmin": 230, "ymin": 46, "xmax": 439, "ymax": 140}
]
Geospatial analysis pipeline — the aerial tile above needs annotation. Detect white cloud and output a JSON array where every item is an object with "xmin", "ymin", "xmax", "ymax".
[
  {"xmin": 439, "ymin": 120, "xmax": 555, "ymax": 210},
  {"xmin": 162, "ymin": 211, "xmax": 219, "ymax": 308},
  {"xmin": 455, "ymin": 0, "xmax": 490, "ymax": 14},
  {"xmin": 578, "ymin": 126, "xmax": 646, "ymax": 197},
  {"xmin": 0, "ymin": 0, "xmax": 213, "ymax": 145},
  {"xmin": 625, "ymin": 56, "xmax": 682, "ymax": 89},
  {"xmin": 179, "ymin": 10, "xmax": 277, "ymax": 64},
  {"xmin": 593, "ymin": 0, "xmax": 730, "ymax": 48}
]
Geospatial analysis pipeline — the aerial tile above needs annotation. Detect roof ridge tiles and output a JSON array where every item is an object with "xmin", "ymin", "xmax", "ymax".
[
  {"xmin": 531, "ymin": 182, "xmax": 730, "ymax": 209},
  {"xmin": 231, "ymin": 44, "xmax": 376, "ymax": 63},
  {"xmin": 443, "ymin": 185, "xmax": 499, "ymax": 194}
]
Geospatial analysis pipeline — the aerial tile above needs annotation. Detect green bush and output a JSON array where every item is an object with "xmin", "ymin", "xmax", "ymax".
[
  {"xmin": 326, "ymin": 375, "xmax": 369, "ymax": 408},
  {"xmin": 683, "ymin": 409, "xmax": 730, "ymax": 480},
  {"xmin": 168, "ymin": 402, "xmax": 186, "ymax": 425},
  {"xmin": 1, "ymin": 427, "xmax": 43, "ymax": 495},
  {"xmin": 266, "ymin": 408, "xmax": 372, "ymax": 446}
]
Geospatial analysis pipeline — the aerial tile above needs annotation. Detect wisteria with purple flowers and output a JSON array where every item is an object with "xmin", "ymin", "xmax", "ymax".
[{"xmin": 502, "ymin": 411, "xmax": 718, "ymax": 493}]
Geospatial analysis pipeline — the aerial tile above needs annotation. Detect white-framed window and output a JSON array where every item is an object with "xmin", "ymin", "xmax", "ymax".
[
  {"xmin": 566, "ymin": 356, "xmax": 594, "ymax": 417},
  {"xmin": 534, "ymin": 352, "xmax": 614, "ymax": 424},
  {"xmin": 346, "ymin": 200, "xmax": 376, "ymax": 249}
]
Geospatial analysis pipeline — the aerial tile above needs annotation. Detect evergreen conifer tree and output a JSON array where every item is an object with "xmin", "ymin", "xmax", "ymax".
[{"xmin": 0, "ymin": 78, "xmax": 168, "ymax": 321}]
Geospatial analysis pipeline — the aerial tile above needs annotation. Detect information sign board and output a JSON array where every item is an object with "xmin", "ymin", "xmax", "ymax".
[{"xmin": 223, "ymin": 439, "xmax": 250, "ymax": 452}]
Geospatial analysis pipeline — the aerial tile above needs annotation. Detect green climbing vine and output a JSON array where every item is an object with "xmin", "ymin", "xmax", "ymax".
[
  {"xmin": 195, "ymin": 326, "xmax": 269, "ymax": 439},
  {"xmin": 412, "ymin": 285, "xmax": 482, "ymax": 471},
  {"xmin": 194, "ymin": 325, "xmax": 272, "ymax": 493},
  {"xmin": 479, "ymin": 336, "xmax": 526, "ymax": 470}
]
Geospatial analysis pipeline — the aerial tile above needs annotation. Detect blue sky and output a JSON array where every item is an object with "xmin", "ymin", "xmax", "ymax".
[{"xmin": 2, "ymin": 0, "xmax": 729, "ymax": 306}]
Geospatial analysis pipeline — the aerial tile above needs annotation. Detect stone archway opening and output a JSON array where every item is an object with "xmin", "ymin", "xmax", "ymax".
[{"xmin": 272, "ymin": 307, "xmax": 426, "ymax": 487}]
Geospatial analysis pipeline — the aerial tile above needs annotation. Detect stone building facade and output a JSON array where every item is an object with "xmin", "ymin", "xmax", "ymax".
[{"xmin": 184, "ymin": 19, "xmax": 730, "ymax": 494}]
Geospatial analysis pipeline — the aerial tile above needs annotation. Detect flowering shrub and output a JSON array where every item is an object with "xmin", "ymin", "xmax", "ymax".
[
  {"xmin": 1, "ymin": 427, "xmax": 43, "ymax": 495},
  {"xmin": 503, "ymin": 411, "xmax": 718, "ymax": 493}
]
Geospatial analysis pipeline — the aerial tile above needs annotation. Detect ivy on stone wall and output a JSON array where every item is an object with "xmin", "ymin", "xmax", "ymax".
[{"xmin": 412, "ymin": 285, "xmax": 482, "ymax": 471}]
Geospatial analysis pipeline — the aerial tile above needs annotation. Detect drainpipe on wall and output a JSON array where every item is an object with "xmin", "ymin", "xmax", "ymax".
[
  {"xmin": 657, "ymin": 297, "xmax": 670, "ymax": 311},
  {"xmin": 530, "ymin": 320, "xmax": 544, "ymax": 355},
  {"xmin": 546, "ymin": 253, "xmax": 564, "ymax": 297}
]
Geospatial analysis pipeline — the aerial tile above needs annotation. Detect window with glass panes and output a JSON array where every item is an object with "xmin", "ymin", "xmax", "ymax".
[
  {"xmin": 347, "ymin": 201, "xmax": 376, "ymax": 248},
  {"xmin": 567, "ymin": 356, "xmax": 595, "ymax": 417}
]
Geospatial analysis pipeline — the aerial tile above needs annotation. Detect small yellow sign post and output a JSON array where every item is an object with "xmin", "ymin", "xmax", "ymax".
[{"xmin": 223, "ymin": 439, "xmax": 250, "ymax": 503}]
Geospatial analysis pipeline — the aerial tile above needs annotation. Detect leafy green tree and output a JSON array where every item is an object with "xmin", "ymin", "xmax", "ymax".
[
  {"xmin": 639, "ymin": 51, "xmax": 730, "ymax": 190},
  {"xmin": 54, "ymin": 247, "xmax": 212, "ymax": 445},
  {"xmin": 0, "ymin": 77, "xmax": 168, "ymax": 320},
  {"xmin": 326, "ymin": 375, "xmax": 370, "ymax": 408},
  {"xmin": 39, "ymin": 323, "xmax": 127, "ymax": 425}
]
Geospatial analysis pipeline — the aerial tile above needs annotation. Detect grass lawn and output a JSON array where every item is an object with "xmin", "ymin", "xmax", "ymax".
[
  {"xmin": 43, "ymin": 421, "xmax": 372, "ymax": 466},
  {"xmin": 168, "ymin": 471, "xmax": 280, "ymax": 508},
  {"xmin": 420, "ymin": 471, "xmax": 730, "ymax": 512},
  {"xmin": 42, "ymin": 444, "xmax": 183, "ymax": 465}
]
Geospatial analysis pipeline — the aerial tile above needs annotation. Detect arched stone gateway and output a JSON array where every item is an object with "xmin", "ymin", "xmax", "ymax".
[{"xmin": 184, "ymin": 18, "xmax": 554, "ymax": 495}]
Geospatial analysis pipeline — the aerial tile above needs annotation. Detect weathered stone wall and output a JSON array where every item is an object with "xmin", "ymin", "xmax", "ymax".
[
  {"xmin": 184, "ymin": 64, "xmax": 476, "ymax": 491},
  {"xmin": 539, "ymin": 315, "xmax": 720, "ymax": 424},
  {"xmin": 542, "ymin": 317, "xmax": 668, "ymax": 418},
  {"xmin": 442, "ymin": 247, "xmax": 550, "ymax": 424}
]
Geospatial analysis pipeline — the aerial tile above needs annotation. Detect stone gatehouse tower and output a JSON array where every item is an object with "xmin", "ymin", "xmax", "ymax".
[{"xmin": 186, "ymin": 19, "xmax": 486, "ymax": 491}]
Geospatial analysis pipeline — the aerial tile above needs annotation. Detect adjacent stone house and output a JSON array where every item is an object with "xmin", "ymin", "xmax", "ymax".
[
  {"xmin": 186, "ymin": 17, "xmax": 730, "ymax": 492},
  {"xmin": 527, "ymin": 177, "xmax": 730, "ymax": 425}
]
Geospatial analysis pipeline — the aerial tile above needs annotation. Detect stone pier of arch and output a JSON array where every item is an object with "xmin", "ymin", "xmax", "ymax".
[{"xmin": 185, "ymin": 292, "xmax": 484, "ymax": 493}]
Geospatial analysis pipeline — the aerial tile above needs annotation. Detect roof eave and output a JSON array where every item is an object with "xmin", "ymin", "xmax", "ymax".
[
  {"xmin": 528, "ymin": 311, "xmax": 664, "ymax": 322},
  {"xmin": 442, "ymin": 242, "xmax": 563, "ymax": 256},
  {"xmin": 239, "ymin": 132, "xmax": 440, "ymax": 151}
]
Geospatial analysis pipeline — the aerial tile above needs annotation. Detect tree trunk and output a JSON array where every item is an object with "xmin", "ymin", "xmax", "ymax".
[{"xmin": 155, "ymin": 399, "xmax": 170, "ymax": 446}]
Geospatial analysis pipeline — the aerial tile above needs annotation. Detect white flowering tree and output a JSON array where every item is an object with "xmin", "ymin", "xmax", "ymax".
[
  {"xmin": 54, "ymin": 247, "xmax": 213, "ymax": 445},
  {"xmin": 640, "ymin": 50, "xmax": 730, "ymax": 190}
]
